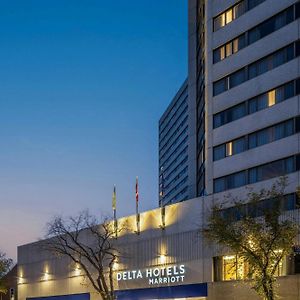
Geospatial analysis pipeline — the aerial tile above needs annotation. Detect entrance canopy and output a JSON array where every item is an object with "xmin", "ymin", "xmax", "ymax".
[{"xmin": 115, "ymin": 283, "xmax": 208, "ymax": 300}]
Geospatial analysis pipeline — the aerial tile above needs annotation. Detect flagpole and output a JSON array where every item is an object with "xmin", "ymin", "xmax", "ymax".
[
  {"xmin": 112, "ymin": 185, "xmax": 118, "ymax": 238},
  {"xmin": 135, "ymin": 176, "xmax": 140, "ymax": 235},
  {"xmin": 160, "ymin": 167, "xmax": 166, "ymax": 229}
]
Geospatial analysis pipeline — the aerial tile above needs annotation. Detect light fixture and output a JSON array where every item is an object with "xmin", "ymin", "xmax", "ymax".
[
  {"xmin": 43, "ymin": 271, "xmax": 49, "ymax": 281},
  {"xmin": 159, "ymin": 254, "xmax": 167, "ymax": 264},
  {"xmin": 74, "ymin": 265, "xmax": 81, "ymax": 276}
]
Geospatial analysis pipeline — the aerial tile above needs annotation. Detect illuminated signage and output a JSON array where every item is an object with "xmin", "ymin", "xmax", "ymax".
[{"xmin": 116, "ymin": 265, "xmax": 185, "ymax": 285}]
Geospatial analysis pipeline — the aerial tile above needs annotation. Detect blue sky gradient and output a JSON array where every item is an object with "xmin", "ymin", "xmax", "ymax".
[{"xmin": 0, "ymin": 0, "xmax": 187, "ymax": 260}]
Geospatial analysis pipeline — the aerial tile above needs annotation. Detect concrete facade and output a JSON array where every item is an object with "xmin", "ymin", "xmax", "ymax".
[
  {"xmin": 18, "ymin": 196, "xmax": 300, "ymax": 300},
  {"xmin": 186, "ymin": 0, "xmax": 300, "ymax": 198}
]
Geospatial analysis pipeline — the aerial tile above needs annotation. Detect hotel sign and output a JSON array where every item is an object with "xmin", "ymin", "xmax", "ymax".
[{"xmin": 116, "ymin": 265, "xmax": 186, "ymax": 286}]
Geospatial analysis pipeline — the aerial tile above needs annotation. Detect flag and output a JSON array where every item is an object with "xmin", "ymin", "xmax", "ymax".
[
  {"xmin": 112, "ymin": 185, "xmax": 116, "ymax": 211},
  {"xmin": 159, "ymin": 167, "xmax": 165, "ymax": 198},
  {"xmin": 135, "ymin": 177, "xmax": 139, "ymax": 204}
]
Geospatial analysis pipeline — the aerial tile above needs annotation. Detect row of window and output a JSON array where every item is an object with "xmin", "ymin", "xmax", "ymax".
[
  {"xmin": 163, "ymin": 176, "xmax": 188, "ymax": 200},
  {"xmin": 159, "ymin": 116, "xmax": 188, "ymax": 152},
  {"xmin": 213, "ymin": 41, "xmax": 299, "ymax": 96},
  {"xmin": 159, "ymin": 135, "xmax": 188, "ymax": 165},
  {"xmin": 164, "ymin": 186, "xmax": 188, "ymax": 206},
  {"xmin": 214, "ymin": 155, "xmax": 300, "ymax": 193},
  {"xmin": 164, "ymin": 166, "xmax": 188, "ymax": 191},
  {"xmin": 214, "ymin": 78, "xmax": 300, "ymax": 128},
  {"xmin": 214, "ymin": 117, "xmax": 299, "ymax": 161},
  {"xmin": 161, "ymin": 146, "xmax": 188, "ymax": 177},
  {"xmin": 159, "ymin": 126, "xmax": 188, "ymax": 158},
  {"xmin": 164, "ymin": 156, "xmax": 188, "ymax": 182},
  {"xmin": 159, "ymin": 99, "xmax": 187, "ymax": 139},
  {"xmin": 214, "ymin": 4, "xmax": 297, "ymax": 63},
  {"xmin": 213, "ymin": 0, "xmax": 266, "ymax": 31},
  {"xmin": 159, "ymin": 83, "xmax": 187, "ymax": 131},
  {"xmin": 214, "ymin": 254, "xmax": 287, "ymax": 282},
  {"xmin": 218, "ymin": 193, "xmax": 298, "ymax": 222}
]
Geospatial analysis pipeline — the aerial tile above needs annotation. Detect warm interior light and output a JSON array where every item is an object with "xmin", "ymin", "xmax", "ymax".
[
  {"xmin": 223, "ymin": 255, "xmax": 235, "ymax": 260},
  {"xmin": 226, "ymin": 142, "xmax": 233, "ymax": 156},
  {"xmin": 268, "ymin": 90, "xmax": 276, "ymax": 107}
]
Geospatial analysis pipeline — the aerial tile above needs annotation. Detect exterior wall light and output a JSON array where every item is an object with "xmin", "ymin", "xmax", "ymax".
[
  {"xmin": 159, "ymin": 254, "xmax": 167, "ymax": 264},
  {"xmin": 74, "ymin": 265, "xmax": 81, "ymax": 276},
  {"xmin": 43, "ymin": 271, "xmax": 50, "ymax": 281}
]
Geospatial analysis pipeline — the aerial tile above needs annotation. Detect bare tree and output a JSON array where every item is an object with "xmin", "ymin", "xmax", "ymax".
[
  {"xmin": 44, "ymin": 211, "xmax": 120, "ymax": 300},
  {"xmin": 204, "ymin": 178, "xmax": 299, "ymax": 300},
  {"xmin": 0, "ymin": 251, "xmax": 13, "ymax": 294}
]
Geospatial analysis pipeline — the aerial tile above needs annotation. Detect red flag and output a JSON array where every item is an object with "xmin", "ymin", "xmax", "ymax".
[{"xmin": 135, "ymin": 177, "xmax": 139, "ymax": 203}]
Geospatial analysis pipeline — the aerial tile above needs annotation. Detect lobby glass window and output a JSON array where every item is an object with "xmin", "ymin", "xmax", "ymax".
[
  {"xmin": 214, "ymin": 255, "xmax": 250, "ymax": 281},
  {"xmin": 214, "ymin": 254, "xmax": 286, "ymax": 282}
]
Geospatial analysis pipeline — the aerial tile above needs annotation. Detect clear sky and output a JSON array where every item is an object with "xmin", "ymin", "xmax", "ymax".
[{"xmin": 0, "ymin": 1, "xmax": 187, "ymax": 261}]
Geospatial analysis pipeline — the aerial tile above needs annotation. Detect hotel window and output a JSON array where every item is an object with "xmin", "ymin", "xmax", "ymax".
[
  {"xmin": 213, "ymin": 41, "xmax": 299, "ymax": 96},
  {"xmin": 213, "ymin": 0, "xmax": 263, "ymax": 31},
  {"xmin": 214, "ymin": 254, "xmax": 286, "ymax": 282},
  {"xmin": 214, "ymin": 118, "xmax": 297, "ymax": 161},
  {"xmin": 214, "ymin": 155, "xmax": 299, "ymax": 193},
  {"xmin": 214, "ymin": 255, "xmax": 249, "ymax": 281},
  {"xmin": 214, "ymin": 79, "xmax": 298, "ymax": 128},
  {"xmin": 248, "ymin": 6, "xmax": 294, "ymax": 44}
]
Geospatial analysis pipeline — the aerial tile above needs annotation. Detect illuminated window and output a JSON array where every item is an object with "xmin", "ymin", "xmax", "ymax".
[
  {"xmin": 220, "ymin": 47, "xmax": 226, "ymax": 60},
  {"xmin": 268, "ymin": 90, "xmax": 276, "ymax": 106},
  {"xmin": 233, "ymin": 39, "xmax": 239, "ymax": 53},
  {"xmin": 223, "ymin": 255, "xmax": 237, "ymax": 280},
  {"xmin": 226, "ymin": 9, "xmax": 233, "ymax": 24},
  {"xmin": 226, "ymin": 142, "xmax": 233, "ymax": 156},
  {"xmin": 226, "ymin": 43, "xmax": 232, "ymax": 57}
]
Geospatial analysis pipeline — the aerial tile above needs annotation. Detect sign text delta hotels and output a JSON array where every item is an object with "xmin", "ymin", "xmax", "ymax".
[{"xmin": 116, "ymin": 265, "xmax": 186, "ymax": 285}]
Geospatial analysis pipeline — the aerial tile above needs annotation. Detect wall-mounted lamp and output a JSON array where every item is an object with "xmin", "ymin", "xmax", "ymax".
[
  {"xmin": 159, "ymin": 254, "xmax": 167, "ymax": 264},
  {"xmin": 43, "ymin": 271, "xmax": 50, "ymax": 281},
  {"xmin": 74, "ymin": 264, "xmax": 81, "ymax": 276}
]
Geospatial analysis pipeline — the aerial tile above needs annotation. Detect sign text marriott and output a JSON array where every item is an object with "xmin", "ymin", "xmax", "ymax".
[{"xmin": 116, "ymin": 265, "xmax": 186, "ymax": 285}]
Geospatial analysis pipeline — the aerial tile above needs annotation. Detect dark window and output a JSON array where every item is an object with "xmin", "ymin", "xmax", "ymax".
[
  {"xmin": 296, "ymin": 116, "xmax": 300, "ymax": 133},
  {"xmin": 233, "ymin": 138, "xmax": 246, "ymax": 154},
  {"xmin": 214, "ymin": 78, "xmax": 227, "ymax": 96},
  {"xmin": 214, "ymin": 178, "xmax": 226, "ymax": 193},
  {"xmin": 230, "ymin": 69, "xmax": 246, "ymax": 88},
  {"xmin": 296, "ymin": 2, "xmax": 300, "ymax": 19},
  {"xmin": 248, "ymin": 0, "xmax": 265, "ymax": 10},
  {"xmin": 214, "ymin": 145, "xmax": 226, "ymax": 161},
  {"xmin": 234, "ymin": 1, "xmax": 246, "ymax": 18}
]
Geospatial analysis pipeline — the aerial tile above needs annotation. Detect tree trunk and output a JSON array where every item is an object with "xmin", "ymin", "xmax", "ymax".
[{"xmin": 262, "ymin": 278, "xmax": 275, "ymax": 300}]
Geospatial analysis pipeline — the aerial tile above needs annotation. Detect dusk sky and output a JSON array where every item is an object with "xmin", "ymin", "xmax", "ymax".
[{"xmin": 0, "ymin": 1, "xmax": 187, "ymax": 261}]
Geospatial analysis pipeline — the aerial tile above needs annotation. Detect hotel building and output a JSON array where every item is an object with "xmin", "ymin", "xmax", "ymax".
[{"xmin": 18, "ymin": 0, "xmax": 300, "ymax": 299}]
